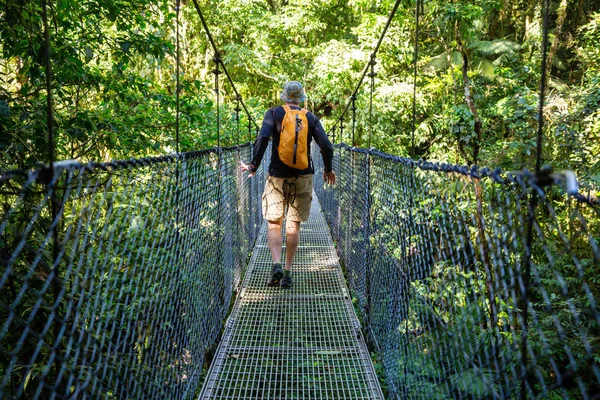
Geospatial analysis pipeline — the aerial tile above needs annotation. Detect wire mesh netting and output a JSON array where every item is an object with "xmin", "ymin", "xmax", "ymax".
[
  {"xmin": 0, "ymin": 144, "xmax": 267, "ymax": 399},
  {"xmin": 314, "ymin": 143, "xmax": 600, "ymax": 399}
]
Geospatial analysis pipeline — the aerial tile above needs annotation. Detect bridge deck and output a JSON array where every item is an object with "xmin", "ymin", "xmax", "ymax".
[{"xmin": 199, "ymin": 196, "xmax": 383, "ymax": 399}]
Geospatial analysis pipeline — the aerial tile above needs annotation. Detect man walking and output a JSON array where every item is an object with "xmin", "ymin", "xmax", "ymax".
[{"xmin": 240, "ymin": 81, "xmax": 335, "ymax": 288}]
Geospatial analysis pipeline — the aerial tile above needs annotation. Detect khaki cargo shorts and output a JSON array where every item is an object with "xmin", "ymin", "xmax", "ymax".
[{"xmin": 262, "ymin": 175, "xmax": 313, "ymax": 222}]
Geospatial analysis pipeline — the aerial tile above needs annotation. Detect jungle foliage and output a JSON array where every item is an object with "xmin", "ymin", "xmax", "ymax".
[
  {"xmin": 1, "ymin": 0, "xmax": 599, "ymax": 398},
  {"xmin": 1, "ymin": 0, "xmax": 599, "ymax": 189}
]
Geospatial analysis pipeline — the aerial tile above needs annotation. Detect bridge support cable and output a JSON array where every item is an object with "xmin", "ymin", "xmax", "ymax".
[
  {"xmin": 190, "ymin": 0, "xmax": 259, "ymax": 137},
  {"xmin": 173, "ymin": 0, "xmax": 188, "ymax": 381},
  {"xmin": 41, "ymin": 0, "xmax": 65, "ymax": 393},
  {"xmin": 351, "ymin": 95, "xmax": 357, "ymax": 146},
  {"xmin": 367, "ymin": 57, "xmax": 376, "ymax": 150},
  {"xmin": 213, "ymin": 52, "xmax": 222, "ymax": 147},
  {"xmin": 235, "ymin": 96, "xmax": 241, "ymax": 147},
  {"xmin": 520, "ymin": 0, "xmax": 553, "ymax": 397},
  {"xmin": 174, "ymin": 0, "xmax": 182, "ymax": 206},
  {"xmin": 403, "ymin": 0, "xmax": 423, "ymax": 397},
  {"xmin": 247, "ymin": 119, "xmax": 252, "ymax": 143},
  {"xmin": 330, "ymin": 0, "xmax": 402, "ymax": 135},
  {"xmin": 175, "ymin": 0, "xmax": 181, "ymax": 155}
]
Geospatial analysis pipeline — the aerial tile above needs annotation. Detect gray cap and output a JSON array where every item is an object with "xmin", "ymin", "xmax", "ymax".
[{"xmin": 280, "ymin": 81, "xmax": 307, "ymax": 104}]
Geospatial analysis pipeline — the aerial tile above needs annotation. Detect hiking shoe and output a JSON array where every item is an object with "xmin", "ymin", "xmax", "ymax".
[
  {"xmin": 280, "ymin": 275, "xmax": 293, "ymax": 289},
  {"xmin": 267, "ymin": 263, "xmax": 283, "ymax": 286}
]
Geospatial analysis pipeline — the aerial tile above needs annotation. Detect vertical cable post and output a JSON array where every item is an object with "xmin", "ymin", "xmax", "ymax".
[
  {"xmin": 351, "ymin": 95, "xmax": 357, "ymax": 146},
  {"xmin": 365, "ymin": 149, "xmax": 373, "ymax": 347},
  {"xmin": 403, "ymin": 0, "xmax": 422, "ymax": 396},
  {"xmin": 411, "ymin": 0, "xmax": 421, "ymax": 159},
  {"xmin": 174, "ymin": 0, "xmax": 182, "ymax": 219},
  {"xmin": 42, "ymin": 0, "xmax": 64, "ymax": 390},
  {"xmin": 42, "ymin": 0, "xmax": 57, "ymax": 287},
  {"xmin": 235, "ymin": 96, "xmax": 241, "ymax": 147},
  {"xmin": 535, "ymin": 0, "xmax": 550, "ymax": 175},
  {"xmin": 520, "ymin": 0, "xmax": 551, "ymax": 398},
  {"xmin": 211, "ymin": 50, "xmax": 223, "ymax": 306},
  {"xmin": 43, "ymin": 0, "xmax": 55, "ymax": 169},
  {"xmin": 171, "ymin": 2, "xmax": 187, "ymax": 375},
  {"xmin": 175, "ymin": 0, "xmax": 181, "ymax": 155},
  {"xmin": 340, "ymin": 119, "xmax": 344, "ymax": 144},
  {"xmin": 247, "ymin": 119, "xmax": 252, "ymax": 143},
  {"xmin": 368, "ymin": 55, "xmax": 377, "ymax": 149},
  {"xmin": 213, "ymin": 52, "xmax": 221, "ymax": 147}
]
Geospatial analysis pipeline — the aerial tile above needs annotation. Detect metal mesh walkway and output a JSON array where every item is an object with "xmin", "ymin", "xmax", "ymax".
[{"xmin": 199, "ymin": 196, "xmax": 384, "ymax": 399}]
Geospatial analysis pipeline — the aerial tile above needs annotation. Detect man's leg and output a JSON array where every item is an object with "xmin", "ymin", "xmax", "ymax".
[
  {"xmin": 266, "ymin": 219, "xmax": 284, "ymax": 286},
  {"xmin": 267, "ymin": 218, "xmax": 283, "ymax": 264},
  {"xmin": 280, "ymin": 175, "xmax": 313, "ymax": 288},
  {"xmin": 280, "ymin": 220, "xmax": 300, "ymax": 289},
  {"xmin": 284, "ymin": 220, "xmax": 301, "ymax": 271},
  {"xmin": 262, "ymin": 175, "xmax": 287, "ymax": 286}
]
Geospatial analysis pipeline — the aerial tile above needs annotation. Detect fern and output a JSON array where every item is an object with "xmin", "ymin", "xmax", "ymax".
[{"xmin": 469, "ymin": 39, "xmax": 521, "ymax": 56}]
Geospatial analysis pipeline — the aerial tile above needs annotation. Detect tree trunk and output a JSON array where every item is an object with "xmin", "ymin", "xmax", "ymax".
[{"xmin": 546, "ymin": 0, "xmax": 569, "ymax": 83}]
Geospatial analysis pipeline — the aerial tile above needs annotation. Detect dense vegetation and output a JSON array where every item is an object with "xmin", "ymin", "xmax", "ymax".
[
  {"xmin": 1, "ymin": 0, "xmax": 599, "ymax": 398},
  {"xmin": 1, "ymin": 0, "xmax": 599, "ymax": 189}
]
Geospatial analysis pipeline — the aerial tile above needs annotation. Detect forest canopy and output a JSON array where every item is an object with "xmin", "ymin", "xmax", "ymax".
[
  {"xmin": 1, "ymin": 2, "xmax": 599, "ymax": 398},
  {"xmin": 1, "ymin": 0, "xmax": 598, "ymax": 194}
]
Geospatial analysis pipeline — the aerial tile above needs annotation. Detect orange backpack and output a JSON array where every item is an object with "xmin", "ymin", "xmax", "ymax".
[{"xmin": 278, "ymin": 105, "xmax": 309, "ymax": 170}]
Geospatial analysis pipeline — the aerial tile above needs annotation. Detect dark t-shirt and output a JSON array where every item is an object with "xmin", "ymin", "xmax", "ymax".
[{"xmin": 249, "ymin": 105, "xmax": 334, "ymax": 178}]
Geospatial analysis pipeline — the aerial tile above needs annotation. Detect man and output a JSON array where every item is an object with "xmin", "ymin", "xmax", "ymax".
[{"xmin": 240, "ymin": 81, "xmax": 335, "ymax": 288}]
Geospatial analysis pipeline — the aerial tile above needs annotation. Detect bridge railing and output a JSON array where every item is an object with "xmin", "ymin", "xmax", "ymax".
[
  {"xmin": 314, "ymin": 143, "xmax": 600, "ymax": 399},
  {"xmin": 0, "ymin": 144, "xmax": 267, "ymax": 399}
]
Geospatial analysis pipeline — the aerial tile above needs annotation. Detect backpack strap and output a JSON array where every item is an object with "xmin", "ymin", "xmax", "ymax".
[{"xmin": 271, "ymin": 107, "xmax": 281, "ymax": 135}]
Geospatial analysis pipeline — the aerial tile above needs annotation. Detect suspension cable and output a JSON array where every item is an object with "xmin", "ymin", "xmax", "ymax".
[
  {"xmin": 330, "ymin": 0, "xmax": 402, "ymax": 134},
  {"xmin": 220, "ymin": 65, "xmax": 259, "ymax": 131},
  {"xmin": 247, "ymin": 119, "xmax": 252, "ymax": 143},
  {"xmin": 535, "ymin": 0, "xmax": 551, "ymax": 174},
  {"xmin": 176, "ymin": 0, "xmax": 181, "ymax": 154},
  {"xmin": 214, "ymin": 52, "xmax": 221, "ymax": 147},
  {"xmin": 411, "ymin": 0, "xmax": 421, "ymax": 159},
  {"xmin": 368, "ymin": 57, "xmax": 376, "ymax": 149},
  {"xmin": 190, "ymin": 0, "xmax": 259, "ymax": 133},
  {"xmin": 42, "ymin": 0, "xmax": 54, "ymax": 167},
  {"xmin": 235, "ymin": 96, "xmax": 241, "ymax": 146},
  {"xmin": 42, "ymin": 0, "xmax": 64, "ymax": 382},
  {"xmin": 351, "ymin": 95, "xmax": 356, "ymax": 146},
  {"xmin": 404, "ymin": 0, "xmax": 422, "ymax": 396},
  {"xmin": 520, "ymin": 1, "xmax": 551, "ymax": 398}
]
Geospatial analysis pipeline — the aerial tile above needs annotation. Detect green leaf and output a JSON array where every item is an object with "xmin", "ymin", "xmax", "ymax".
[
  {"xmin": 469, "ymin": 39, "xmax": 521, "ymax": 56},
  {"xmin": 84, "ymin": 46, "xmax": 93, "ymax": 61},
  {"xmin": 120, "ymin": 41, "xmax": 132, "ymax": 53},
  {"xmin": 471, "ymin": 58, "xmax": 495, "ymax": 79},
  {"xmin": 0, "ymin": 100, "xmax": 10, "ymax": 117},
  {"xmin": 449, "ymin": 368, "xmax": 498, "ymax": 397}
]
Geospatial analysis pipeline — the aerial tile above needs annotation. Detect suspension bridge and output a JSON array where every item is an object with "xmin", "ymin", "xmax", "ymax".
[{"xmin": 1, "ymin": 0, "xmax": 599, "ymax": 399}]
